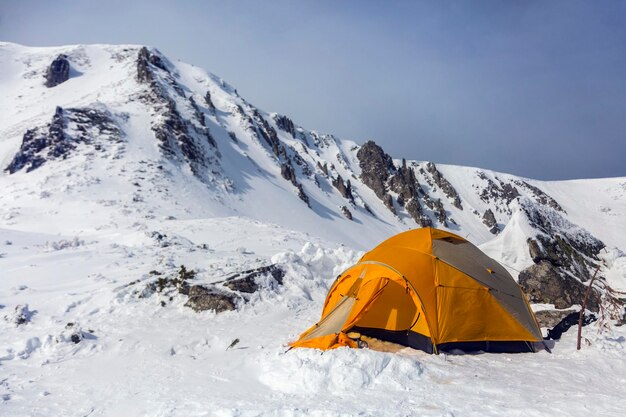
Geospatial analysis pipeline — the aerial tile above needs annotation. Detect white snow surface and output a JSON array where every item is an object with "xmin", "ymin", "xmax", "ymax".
[{"xmin": 1, "ymin": 42, "xmax": 626, "ymax": 416}]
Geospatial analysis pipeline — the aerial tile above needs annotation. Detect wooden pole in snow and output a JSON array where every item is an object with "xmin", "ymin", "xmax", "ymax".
[{"xmin": 577, "ymin": 264, "xmax": 602, "ymax": 350}]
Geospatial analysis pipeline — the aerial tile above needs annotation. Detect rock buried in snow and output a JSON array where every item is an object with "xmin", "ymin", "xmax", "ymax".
[
  {"xmin": 534, "ymin": 309, "xmax": 577, "ymax": 328},
  {"xmin": 223, "ymin": 264, "xmax": 285, "ymax": 293},
  {"xmin": 5, "ymin": 304, "xmax": 35, "ymax": 326},
  {"xmin": 518, "ymin": 260, "xmax": 601, "ymax": 312},
  {"xmin": 185, "ymin": 285, "xmax": 237, "ymax": 313}
]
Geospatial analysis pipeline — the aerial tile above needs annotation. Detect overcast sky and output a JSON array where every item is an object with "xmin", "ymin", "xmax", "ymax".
[{"xmin": 1, "ymin": 0, "xmax": 625, "ymax": 180}]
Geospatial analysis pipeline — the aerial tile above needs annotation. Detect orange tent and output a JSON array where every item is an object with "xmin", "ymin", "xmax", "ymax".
[{"xmin": 291, "ymin": 228, "xmax": 542, "ymax": 353}]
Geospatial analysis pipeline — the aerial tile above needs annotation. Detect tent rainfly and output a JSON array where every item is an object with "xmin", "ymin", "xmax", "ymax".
[{"xmin": 291, "ymin": 228, "xmax": 542, "ymax": 353}]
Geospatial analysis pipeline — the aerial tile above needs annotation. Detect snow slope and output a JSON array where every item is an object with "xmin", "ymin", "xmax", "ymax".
[{"xmin": 1, "ymin": 42, "xmax": 625, "ymax": 416}]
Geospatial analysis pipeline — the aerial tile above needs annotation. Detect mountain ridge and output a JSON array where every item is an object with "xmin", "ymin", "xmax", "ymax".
[{"xmin": 1, "ymin": 41, "xmax": 625, "ymax": 298}]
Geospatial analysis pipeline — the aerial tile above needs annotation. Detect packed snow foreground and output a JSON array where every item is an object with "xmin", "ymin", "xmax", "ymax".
[{"xmin": 1, "ymin": 42, "xmax": 625, "ymax": 416}]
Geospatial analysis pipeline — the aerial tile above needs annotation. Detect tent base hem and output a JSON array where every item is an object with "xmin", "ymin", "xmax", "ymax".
[{"xmin": 351, "ymin": 326, "xmax": 537, "ymax": 354}]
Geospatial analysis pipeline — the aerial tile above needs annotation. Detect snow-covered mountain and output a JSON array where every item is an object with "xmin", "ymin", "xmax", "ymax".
[{"xmin": 1, "ymin": 43, "xmax": 625, "ymax": 416}]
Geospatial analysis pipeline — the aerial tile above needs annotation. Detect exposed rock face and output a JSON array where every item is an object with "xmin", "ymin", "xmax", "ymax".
[
  {"xmin": 317, "ymin": 161, "xmax": 329, "ymax": 176},
  {"xmin": 425, "ymin": 162, "xmax": 463, "ymax": 210},
  {"xmin": 389, "ymin": 159, "xmax": 417, "ymax": 202},
  {"xmin": 135, "ymin": 47, "xmax": 219, "ymax": 180},
  {"xmin": 273, "ymin": 114, "xmax": 296, "ymax": 138},
  {"xmin": 45, "ymin": 54, "xmax": 70, "ymax": 87},
  {"xmin": 477, "ymin": 172, "xmax": 520, "ymax": 213},
  {"xmin": 431, "ymin": 198, "xmax": 448, "ymax": 226},
  {"xmin": 341, "ymin": 205, "xmax": 353, "ymax": 220},
  {"xmin": 280, "ymin": 163, "xmax": 297, "ymax": 184},
  {"xmin": 204, "ymin": 91, "xmax": 216, "ymax": 112},
  {"xmin": 406, "ymin": 199, "xmax": 431, "ymax": 226},
  {"xmin": 185, "ymin": 285, "xmax": 237, "ymax": 313},
  {"xmin": 223, "ymin": 264, "xmax": 285, "ymax": 293},
  {"xmin": 383, "ymin": 193, "xmax": 396, "ymax": 214},
  {"xmin": 513, "ymin": 197, "xmax": 622, "ymax": 314},
  {"xmin": 252, "ymin": 108, "xmax": 282, "ymax": 158},
  {"xmin": 188, "ymin": 97, "xmax": 206, "ymax": 126},
  {"xmin": 6, "ymin": 106, "xmax": 122, "ymax": 174},
  {"xmin": 332, "ymin": 174, "xmax": 354, "ymax": 202},
  {"xmin": 357, "ymin": 142, "xmax": 432, "ymax": 226},
  {"xmin": 280, "ymin": 162, "xmax": 310, "ymax": 206},
  {"xmin": 137, "ymin": 46, "xmax": 169, "ymax": 84},
  {"xmin": 482, "ymin": 209, "xmax": 500, "ymax": 234},
  {"xmin": 521, "ymin": 200, "xmax": 604, "ymax": 282},
  {"xmin": 239, "ymin": 108, "xmax": 310, "ymax": 206},
  {"xmin": 357, "ymin": 141, "xmax": 393, "ymax": 200},
  {"xmin": 514, "ymin": 180, "xmax": 564, "ymax": 213},
  {"xmin": 518, "ymin": 260, "xmax": 600, "ymax": 312}
]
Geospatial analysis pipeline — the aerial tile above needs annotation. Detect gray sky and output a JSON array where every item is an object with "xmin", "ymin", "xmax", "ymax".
[{"xmin": 1, "ymin": 0, "xmax": 625, "ymax": 180}]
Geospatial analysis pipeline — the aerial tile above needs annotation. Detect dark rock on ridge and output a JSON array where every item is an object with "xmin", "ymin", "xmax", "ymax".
[
  {"xmin": 482, "ymin": 209, "xmax": 500, "ymax": 234},
  {"xmin": 273, "ymin": 114, "xmax": 296, "ymax": 138},
  {"xmin": 514, "ymin": 180, "xmax": 565, "ymax": 213},
  {"xmin": 45, "ymin": 54, "xmax": 70, "ymax": 87},
  {"xmin": 332, "ymin": 174, "xmax": 354, "ymax": 202},
  {"xmin": 357, "ymin": 141, "xmax": 394, "ymax": 200},
  {"xmin": 6, "ymin": 106, "xmax": 122, "ymax": 174},
  {"xmin": 341, "ymin": 205, "xmax": 353, "ymax": 220},
  {"xmin": 136, "ymin": 47, "xmax": 219, "ymax": 179},
  {"xmin": 425, "ymin": 162, "xmax": 463, "ymax": 210}
]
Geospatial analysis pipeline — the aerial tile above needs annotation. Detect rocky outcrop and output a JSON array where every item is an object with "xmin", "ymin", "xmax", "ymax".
[
  {"xmin": 317, "ymin": 161, "xmax": 329, "ymax": 176},
  {"xmin": 406, "ymin": 199, "xmax": 432, "ymax": 226},
  {"xmin": 252, "ymin": 109, "xmax": 283, "ymax": 158},
  {"xmin": 341, "ymin": 205, "xmax": 353, "ymax": 220},
  {"xmin": 425, "ymin": 162, "xmax": 462, "ymax": 209},
  {"xmin": 223, "ymin": 264, "xmax": 285, "ymax": 293},
  {"xmin": 45, "ymin": 54, "xmax": 70, "ymax": 87},
  {"xmin": 476, "ymin": 172, "xmax": 520, "ymax": 213},
  {"xmin": 6, "ymin": 106, "xmax": 122, "ymax": 174},
  {"xmin": 519, "ymin": 260, "xmax": 601, "ymax": 312},
  {"xmin": 188, "ymin": 97, "xmax": 206, "ymax": 127},
  {"xmin": 141, "ymin": 264, "xmax": 286, "ymax": 313},
  {"xmin": 280, "ymin": 162, "xmax": 310, "ymax": 206},
  {"xmin": 430, "ymin": 198, "xmax": 448, "ymax": 226},
  {"xmin": 136, "ymin": 47, "xmax": 219, "ymax": 179},
  {"xmin": 521, "ymin": 201, "xmax": 604, "ymax": 282},
  {"xmin": 357, "ymin": 142, "xmax": 431, "ymax": 226},
  {"xmin": 357, "ymin": 141, "xmax": 393, "ymax": 200},
  {"xmin": 482, "ymin": 209, "xmax": 500, "ymax": 234},
  {"xmin": 185, "ymin": 286, "xmax": 237, "ymax": 313},
  {"xmin": 515, "ymin": 198, "xmax": 610, "ymax": 312},
  {"xmin": 332, "ymin": 174, "xmax": 354, "ymax": 202},
  {"xmin": 534, "ymin": 309, "xmax": 577, "ymax": 328},
  {"xmin": 383, "ymin": 193, "xmax": 396, "ymax": 214},
  {"xmin": 389, "ymin": 159, "xmax": 417, "ymax": 203},
  {"xmin": 273, "ymin": 114, "xmax": 296, "ymax": 138},
  {"xmin": 137, "ymin": 46, "xmax": 169, "ymax": 84},
  {"xmin": 514, "ymin": 180, "xmax": 564, "ymax": 213},
  {"xmin": 204, "ymin": 91, "xmax": 216, "ymax": 112}
]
